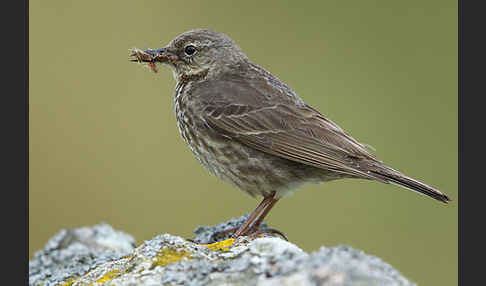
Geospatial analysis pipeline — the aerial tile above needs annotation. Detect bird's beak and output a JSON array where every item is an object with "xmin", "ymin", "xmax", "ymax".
[{"xmin": 129, "ymin": 47, "xmax": 179, "ymax": 64}]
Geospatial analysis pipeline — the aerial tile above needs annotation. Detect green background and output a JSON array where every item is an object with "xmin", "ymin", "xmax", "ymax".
[{"xmin": 29, "ymin": 1, "xmax": 457, "ymax": 285}]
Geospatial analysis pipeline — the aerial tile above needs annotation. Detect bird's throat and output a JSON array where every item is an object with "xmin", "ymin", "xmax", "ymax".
[{"xmin": 177, "ymin": 68, "xmax": 210, "ymax": 84}]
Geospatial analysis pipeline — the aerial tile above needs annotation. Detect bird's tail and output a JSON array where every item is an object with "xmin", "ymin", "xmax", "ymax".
[{"xmin": 369, "ymin": 164, "xmax": 451, "ymax": 203}]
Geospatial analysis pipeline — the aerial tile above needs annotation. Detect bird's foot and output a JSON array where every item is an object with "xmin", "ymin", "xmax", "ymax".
[
  {"xmin": 213, "ymin": 224, "xmax": 288, "ymax": 241},
  {"xmin": 246, "ymin": 228, "xmax": 288, "ymax": 241},
  {"xmin": 186, "ymin": 224, "xmax": 287, "ymax": 245}
]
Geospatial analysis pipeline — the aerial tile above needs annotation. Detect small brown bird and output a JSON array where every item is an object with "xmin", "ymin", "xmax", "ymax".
[{"xmin": 130, "ymin": 29, "xmax": 450, "ymax": 239}]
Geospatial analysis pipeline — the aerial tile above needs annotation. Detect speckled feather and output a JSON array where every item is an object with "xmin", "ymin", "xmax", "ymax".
[{"xmin": 133, "ymin": 29, "xmax": 450, "ymax": 202}]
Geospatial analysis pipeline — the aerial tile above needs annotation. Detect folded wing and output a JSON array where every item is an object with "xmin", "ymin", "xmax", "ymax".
[{"xmin": 203, "ymin": 101, "xmax": 384, "ymax": 181}]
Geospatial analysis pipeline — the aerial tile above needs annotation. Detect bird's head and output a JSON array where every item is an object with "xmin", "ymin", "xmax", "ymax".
[{"xmin": 130, "ymin": 29, "xmax": 248, "ymax": 81}]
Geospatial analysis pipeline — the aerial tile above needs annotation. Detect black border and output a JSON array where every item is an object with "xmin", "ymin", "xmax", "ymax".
[
  {"xmin": 3, "ymin": 0, "xmax": 28, "ymax": 283},
  {"xmin": 459, "ymin": 0, "xmax": 483, "ymax": 285}
]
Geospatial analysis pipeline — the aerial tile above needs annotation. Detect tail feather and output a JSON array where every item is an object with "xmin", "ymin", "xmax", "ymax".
[{"xmin": 369, "ymin": 165, "xmax": 451, "ymax": 203}]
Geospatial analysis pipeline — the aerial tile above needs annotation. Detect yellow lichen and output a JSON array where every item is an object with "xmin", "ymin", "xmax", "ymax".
[
  {"xmin": 94, "ymin": 270, "xmax": 121, "ymax": 284},
  {"xmin": 201, "ymin": 238, "xmax": 235, "ymax": 252},
  {"xmin": 153, "ymin": 248, "xmax": 191, "ymax": 267},
  {"xmin": 58, "ymin": 280, "xmax": 74, "ymax": 286}
]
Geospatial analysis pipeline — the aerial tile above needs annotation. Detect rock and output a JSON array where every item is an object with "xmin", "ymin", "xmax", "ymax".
[
  {"xmin": 29, "ymin": 217, "xmax": 416, "ymax": 286},
  {"xmin": 29, "ymin": 223, "xmax": 136, "ymax": 286}
]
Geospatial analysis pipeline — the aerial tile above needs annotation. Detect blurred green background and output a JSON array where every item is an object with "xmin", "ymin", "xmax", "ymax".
[{"xmin": 29, "ymin": 1, "xmax": 457, "ymax": 285}]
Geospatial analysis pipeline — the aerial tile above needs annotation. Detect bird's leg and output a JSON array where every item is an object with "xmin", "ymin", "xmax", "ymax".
[
  {"xmin": 244, "ymin": 196, "xmax": 288, "ymax": 240},
  {"xmin": 232, "ymin": 191, "xmax": 283, "ymax": 238},
  {"xmin": 250, "ymin": 196, "xmax": 278, "ymax": 230},
  {"xmin": 232, "ymin": 193, "xmax": 275, "ymax": 238},
  {"xmin": 190, "ymin": 192, "xmax": 285, "ymax": 243},
  {"xmin": 206, "ymin": 195, "xmax": 273, "ymax": 242}
]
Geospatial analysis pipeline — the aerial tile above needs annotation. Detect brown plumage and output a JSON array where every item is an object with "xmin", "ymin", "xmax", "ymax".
[{"xmin": 130, "ymin": 29, "xmax": 450, "ymax": 239}]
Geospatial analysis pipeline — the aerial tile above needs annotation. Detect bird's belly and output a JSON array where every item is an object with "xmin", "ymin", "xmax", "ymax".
[{"xmin": 176, "ymin": 112, "xmax": 326, "ymax": 198}]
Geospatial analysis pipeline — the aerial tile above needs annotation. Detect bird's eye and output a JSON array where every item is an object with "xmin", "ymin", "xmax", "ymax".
[{"xmin": 184, "ymin": 45, "xmax": 197, "ymax": 56}]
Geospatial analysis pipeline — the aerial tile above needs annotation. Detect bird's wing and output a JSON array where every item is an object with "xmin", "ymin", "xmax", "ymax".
[{"xmin": 202, "ymin": 99, "xmax": 383, "ymax": 180}]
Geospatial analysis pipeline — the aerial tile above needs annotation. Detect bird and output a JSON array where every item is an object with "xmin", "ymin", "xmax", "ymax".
[{"xmin": 130, "ymin": 29, "xmax": 450, "ymax": 240}]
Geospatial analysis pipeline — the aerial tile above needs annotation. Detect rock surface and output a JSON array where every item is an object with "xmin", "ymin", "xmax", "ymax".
[{"xmin": 29, "ymin": 217, "xmax": 416, "ymax": 286}]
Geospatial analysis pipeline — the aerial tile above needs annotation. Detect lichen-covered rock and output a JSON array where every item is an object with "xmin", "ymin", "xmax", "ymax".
[
  {"xmin": 29, "ymin": 223, "xmax": 136, "ymax": 286},
  {"xmin": 29, "ymin": 217, "xmax": 416, "ymax": 286}
]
